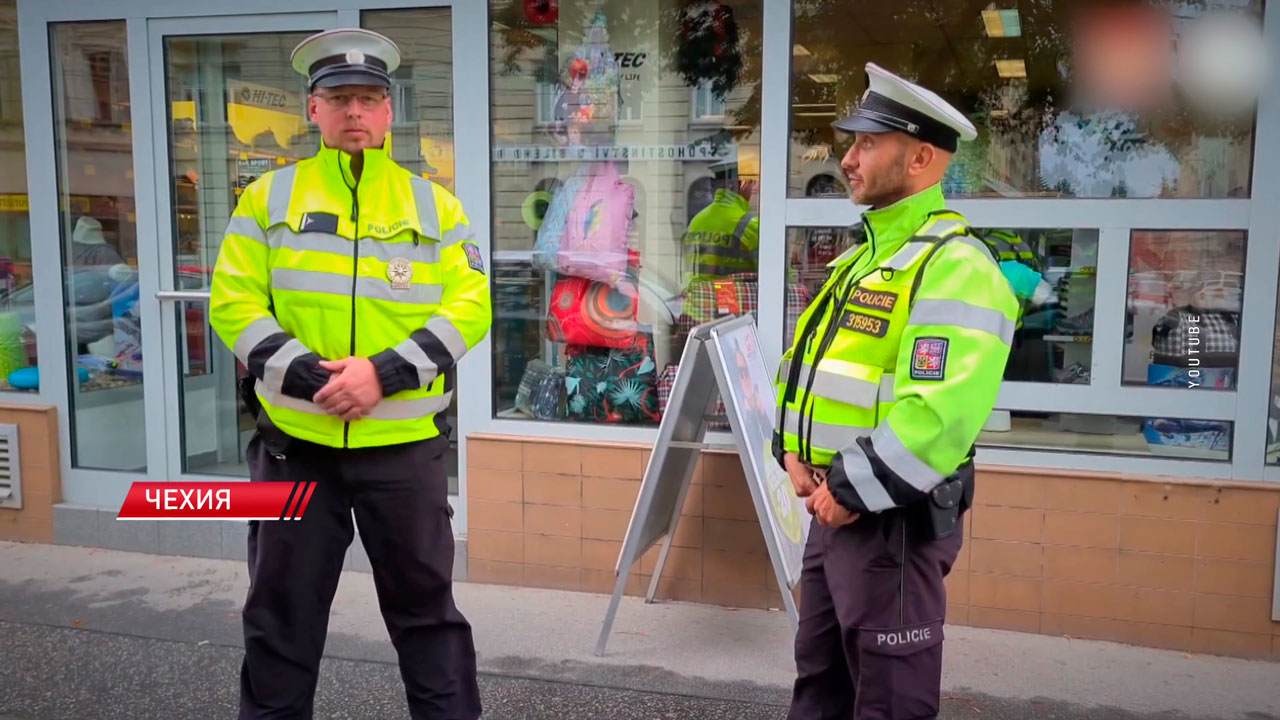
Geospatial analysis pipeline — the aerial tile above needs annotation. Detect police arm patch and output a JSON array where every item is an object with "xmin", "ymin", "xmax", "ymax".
[
  {"xmin": 910, "ymin": 337, "xmax": 948, "ymax": 381},
  {"xmin": 462, "ymin": 242, "xmax": 485, "ymax": 274}
]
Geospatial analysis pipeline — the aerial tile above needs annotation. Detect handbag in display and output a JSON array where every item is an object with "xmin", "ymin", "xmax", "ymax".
[
  {"xmin": 565, "ymin": 329, "xmax": 661, "ymax": 425},
  {"xmin": 544, "ymin": 254, "xmax": 641, "ymax": 349},
  {"xmin": 558, "ymin": 161, "xmax": 635, "ymax": 286},
  {"xmin": 514, "ymin": 359, "xmax": 567, "ymax": 420}
]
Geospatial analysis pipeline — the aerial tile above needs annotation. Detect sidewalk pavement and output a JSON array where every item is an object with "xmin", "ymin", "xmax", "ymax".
[{"xmin": 1, "ymin": 540, "xmax": 1278, "ymax": 719}]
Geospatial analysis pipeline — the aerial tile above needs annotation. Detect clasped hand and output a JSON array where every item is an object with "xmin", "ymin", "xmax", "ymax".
[
  {"xmin": 784, "ymin": 452, "xmax": 859, "ymax": 528},
  {"xmin": 313, "ymin": 357, "xmax": 382, "ymax": 422}
]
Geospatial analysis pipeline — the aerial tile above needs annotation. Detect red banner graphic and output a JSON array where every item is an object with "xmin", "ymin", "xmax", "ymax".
[{"xmin": 116, "ymin": 482, "xmax": 316, "ymax": 521}]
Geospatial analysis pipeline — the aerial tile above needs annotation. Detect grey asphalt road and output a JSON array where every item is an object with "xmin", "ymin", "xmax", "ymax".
[{"xmin": 1, "ymin": 620, "xmax": 1269, "ymax": 720}]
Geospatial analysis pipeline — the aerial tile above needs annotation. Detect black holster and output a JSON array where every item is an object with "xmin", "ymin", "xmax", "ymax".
[{"xmin": 912, "ymin": 461, "xmax": 975, "ymax": 541}]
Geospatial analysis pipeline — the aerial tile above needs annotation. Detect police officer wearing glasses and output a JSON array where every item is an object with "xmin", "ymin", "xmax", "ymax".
[
  {"xmin": 210, "ymin": 29, "xmax": 488, "ymax": 719},
  {"xmin": 775, "ymin": 63, "xmax": 1018, "ymax": 719}
]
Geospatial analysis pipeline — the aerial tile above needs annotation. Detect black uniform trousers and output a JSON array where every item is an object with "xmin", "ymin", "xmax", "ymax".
[
  {"xmin": 788, "ymin": 506, "xmax": 964, "ymax": 720},
  {"xmin": 239, "ymin": 426, "xmax": 481, "ymax": 720}
]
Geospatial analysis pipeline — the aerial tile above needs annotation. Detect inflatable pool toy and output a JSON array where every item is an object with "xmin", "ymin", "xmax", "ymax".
[{"xmin": 522, "ymin": 190, "xmax": 554, "ymax": 230}]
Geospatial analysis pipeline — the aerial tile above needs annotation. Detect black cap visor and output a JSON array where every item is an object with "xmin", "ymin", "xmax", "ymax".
[{"xmin": 832, "ymin": 112, "xmax": 899, "ymax": 135}]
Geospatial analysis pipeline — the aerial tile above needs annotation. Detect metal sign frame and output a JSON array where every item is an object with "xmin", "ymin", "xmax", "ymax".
[{"xmin": 595, "ymin": 314, "xmax": 805, "ymax": 656}]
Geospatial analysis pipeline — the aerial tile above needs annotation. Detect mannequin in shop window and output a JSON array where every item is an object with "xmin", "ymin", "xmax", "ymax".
[{"xmin": 68, "ymin": 216, "xmax": 132, "ymax": 354}]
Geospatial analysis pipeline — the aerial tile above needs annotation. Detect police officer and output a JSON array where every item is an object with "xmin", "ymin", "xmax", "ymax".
[
  {"xmin": 209, "ymin": 28, "xmax": 489, "ymax": 720},
  {"xmin": 773, "ymin": 63, "xmax": 1018, "ymax": 719},
  {"xmin": 681, "ymin": 161, "xmax": 759, "ymax": 302}
]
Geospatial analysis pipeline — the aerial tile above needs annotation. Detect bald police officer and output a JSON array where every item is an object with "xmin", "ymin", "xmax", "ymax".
[
  {"xmin": 774, "ymin": 63, "xmax": 1018, "ymax": 719},
  {"xmin": 210, "ymin": 29, "xmax": 488, "ymax": 719}
]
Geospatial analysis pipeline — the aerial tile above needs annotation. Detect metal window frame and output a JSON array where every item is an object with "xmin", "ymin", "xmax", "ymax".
[
  {"xmin": 473, "ymin": 0, "xmax": 1280, "ymax": 485},
  {"xmin": 774, "ymin": 2, "xmax": 1279, "ymax": 485},
  {"xmin": 17, "ymin": 0, "xmax": 1280, "ymax": 519}
]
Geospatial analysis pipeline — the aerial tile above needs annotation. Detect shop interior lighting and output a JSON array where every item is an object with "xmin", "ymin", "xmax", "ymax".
[
  {"xmin": 807, "ymin": 73, "xmax": 839, "ymax": 84},
  {"xmin": 995, "ymin": 58, "xmax": 1027, "ymax": 78},
  {"xmin": 982, "ymin": 8, "xmax": 1022, "ymax": 37}
]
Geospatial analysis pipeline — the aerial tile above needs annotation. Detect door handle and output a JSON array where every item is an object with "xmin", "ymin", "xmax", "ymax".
[{"xmin": 155, "ymin": 290, "xmax": 212, "ymax": 302}]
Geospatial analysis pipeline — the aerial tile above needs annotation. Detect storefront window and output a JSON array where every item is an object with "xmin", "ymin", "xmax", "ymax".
[
  {"xmin": 489, "ymin": 1, "xmax": 763, "ymax": 425},
  {"xmin": 52, "ymin": 22, "xmax": 145, "ymax": 471},
  {"xmin": 789, "ymin": 0, "xmax": 1262, "ymax": 199},
  {"xmin": 365, "ymin": 9, "xmax": 455, "ymax": 193},
  {"xmin": 1124, "ymin": 230, "xmax": 1244, "ymax": 391},
  {"xmin": 784, "ymin": 225, "xmax": 1101, "ymax": 385},
  {"xmin": 363, "ymin": 8, "xmax": 459, "ymax": 491},
  {"xmin": 980, "ymin": 411, "xmax": 1233, "ymax": 462},
  {"xmin": 0, "ymin": 1, "xmax": 36, "ymax": 390}
]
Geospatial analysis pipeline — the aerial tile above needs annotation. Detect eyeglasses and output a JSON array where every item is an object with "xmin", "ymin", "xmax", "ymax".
[{"xmin": 314, "ymin": 92, "xmax": 388, "ymax": 110}]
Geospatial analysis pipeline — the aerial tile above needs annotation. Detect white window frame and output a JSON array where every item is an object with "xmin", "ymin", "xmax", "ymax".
[
  {"xmin": 474, "ymin": 0, "xmax": 1280, "ymax": 485},
  {"xmin": 690, "ymin": 80, "xmax": 726, "ymax": 125}
]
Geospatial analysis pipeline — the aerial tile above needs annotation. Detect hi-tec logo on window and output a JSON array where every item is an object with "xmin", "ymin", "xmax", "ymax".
[{"xmin": 493, "ymin": 144, "xmax": 736, "ymax": 163}]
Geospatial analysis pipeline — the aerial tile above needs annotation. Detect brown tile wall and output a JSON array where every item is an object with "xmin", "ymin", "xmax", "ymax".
[
  {"xmin": 466, "ymin": 435, "xmax": 1280, "ymax": 660},
  {"xmin": 0, "ymin": 405, "xmax": 61, "ymax": 544}
]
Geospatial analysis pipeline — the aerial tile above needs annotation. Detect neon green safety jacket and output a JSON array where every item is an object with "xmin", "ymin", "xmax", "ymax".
[
  {"xmin": 210, "ymin": 141, "xmax": 492, "ymax": 449},
  {"xmin": 682, "ymin": 188, "xmax": 759, "ymax": 286},
  {"xmin": 982, "ymin": 229, "xmax": 1040, "ymax": 330},
  {"xmin": 982, "ymin": 229, "xmax": 1038, "ymax": 271},
  {"xmin": 772, "ymin": 183, "xmax": 1018, "ymax": 513}
]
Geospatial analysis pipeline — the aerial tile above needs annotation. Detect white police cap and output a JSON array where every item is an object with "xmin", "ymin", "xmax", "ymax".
[
  {"xmin": 833, "ymin": 63, "xmax": 977, "ymax": 152},
  {"xmin": 291, "ymin": 28, "xmax": 402, "ymax": 90}
]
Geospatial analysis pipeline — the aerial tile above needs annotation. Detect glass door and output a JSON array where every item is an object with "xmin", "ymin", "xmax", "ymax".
[
  {"xmin": 148, "ymin": 13, "xmax": 338, "ymax": 480},
  {"xmin": 147, "ymin": 9, "xmax": 462, "ymax": 491}
]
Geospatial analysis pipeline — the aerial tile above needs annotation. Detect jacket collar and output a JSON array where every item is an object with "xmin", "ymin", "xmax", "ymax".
[
  {"xmin": 317, "ymin": 139, "xmax": 394, "ymax": 187},
  {"xmin": 862, "ymin": 182, "xmax": 946, "ymax": 252},
  {"xmin": 828, "ymin": 183, "xmax": 948, "ymax": 269}
]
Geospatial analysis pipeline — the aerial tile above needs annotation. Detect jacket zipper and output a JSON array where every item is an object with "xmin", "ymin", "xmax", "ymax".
[{"xmin": 344, "ymin": 172, "xmax": 360, "ymax": 449}]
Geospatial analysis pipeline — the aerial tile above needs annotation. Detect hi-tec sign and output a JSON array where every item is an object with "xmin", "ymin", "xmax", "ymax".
[
  {"xmin": 493, "ymin": 144, "xmax": 737, "ymax": 163},
  {"xmin": 228, "ymin": 80, "xmax": 297, "ymax": 110}
]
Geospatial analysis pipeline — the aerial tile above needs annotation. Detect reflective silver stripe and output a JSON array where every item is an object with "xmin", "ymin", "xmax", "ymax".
[
  {"xmin": 886, "ymin": 241, "xmax": 932, "ymax": 270},
  {"xmin": 781, "ymin": 358, "xmax": 889, "ymax": 409},
  {"xmin": 810, "ymin": 368, "xmax": 878, "ymax": 409},
  {"xmin": 267, "ymin": 227, "xmax": 439, "ymax": 265},
  {"xmin": 909, "ymin": 298, "xmax": 1016, "ymax": 345},
  {"xmin": 955, "ymin": 235, "xmax": 1000, "ymax": 268},
  {"xmin": 923, "ymin": 218, "xmax": 965, "ymax": 239},
  {"xmin": 225, "ymin": 215, "xmax": 266, "ymax": 245},
  {"xmin": 257, "ymin": 381, "xmax": 452, "ymax": 421},
  {"xmin": 393, "ymin": 337, "xmax": 439, "ymax": 387},
  {"xmin": 732, "ymin": 211, "xmax": 757, "ymax": 243},
  {"xmin": 232, "ymin": 316, "xmax": 286, "ymax": 365},
  {"xmin": 828, "ymin": 244, "xmax": 863, "ymax": 268},
  {"xmin": 426, "ymin": 315, "xmax": 469, "ymax": 361},
  {"xmin": 267, "ymin": 164, "xmax": 298, "ymax": 226},
  {"xmin": 838, "ymin": 447, "xmax": 896, "ymax": 512},
  {"xmin": 871, "ymin": 423, "xmax": 943, "ymax": 493},
  {"xmin": 271, "ymin": 268, "xmax": 444, "ymax": 305},
  {"xmin": 440, "ymin": 221, "xmax": 473, "ymax": 248},
  {"xmin": 411, "ymin": 177, "xmax": 440, "ymax": 240},
  {"xmin": 262, "ymin": 339, "xmax": 309, "ymax": 395},
  {"xmin": 879, "ymin": 374, "xmax": 896, "ymax": 403},
  {"xmin": 782, "ymin": 412, "xmax": 872, "ymax": 451}
]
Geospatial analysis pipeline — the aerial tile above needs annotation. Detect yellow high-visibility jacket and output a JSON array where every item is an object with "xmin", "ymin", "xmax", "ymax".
[
  {"xmin": 774, "ymin": 183, "xmax": 1017, "ymax": 513},
  {"xmin": 210, "ymin": 141, "xmax": 491, "ymax": 449}
]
